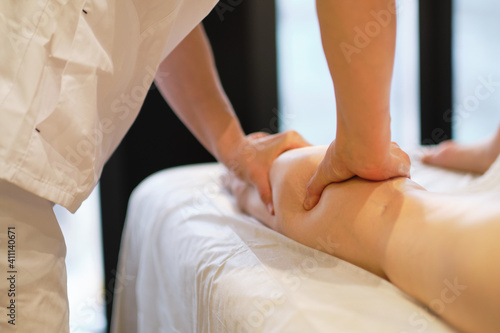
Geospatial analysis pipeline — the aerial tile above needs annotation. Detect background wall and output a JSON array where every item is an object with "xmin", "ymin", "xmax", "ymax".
[{"xmin": 453, "ymin": 0, "xmax": 500, "ymax": 143}]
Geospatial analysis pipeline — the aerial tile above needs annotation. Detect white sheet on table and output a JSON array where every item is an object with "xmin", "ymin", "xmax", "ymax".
[{"xmin": 112, "ymin": 150, "xmax": 499, "ymax": 333}]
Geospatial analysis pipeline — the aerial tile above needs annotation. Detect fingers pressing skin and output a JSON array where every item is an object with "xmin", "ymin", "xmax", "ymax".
[
  {"xmin": 303, "ymin": 169, "xmax": 331, "ymax": 212},
  {"xmin": 229, "ymin": 130, "xmax": 311, "ymax": 215},
  {"xmin": 239, "ymin": 132, "xmax": 274, "ymax": 212},
  {"xmin": 303, "ymin": 140, "xmax": 411, "ymax": 211},
  {"xmin": 255, "ymin": 131, "xmax": 310, "ymax": 214},
  {"xmin": 388, "ymin": 142, "xmax": 412, "ymax": 179},
  {"xmin": 303, "ymin": 142, "xmax": 354, "ymax": 210},
  {"xmin": 252, "ymin": 169, "xmax": 274, "ymax": 215}
]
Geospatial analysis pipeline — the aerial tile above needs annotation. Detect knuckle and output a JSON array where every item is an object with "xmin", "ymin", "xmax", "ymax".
[{"xmin": 285, "ymin": 130, "xmax": 300, "ymax": 140}]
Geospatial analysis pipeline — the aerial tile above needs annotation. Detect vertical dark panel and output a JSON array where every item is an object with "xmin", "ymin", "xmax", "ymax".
[
  {"xmin": 419, "ymin": 0, "xmax": 453, "ymax": 145},
  {"xmin": 203, "ymin": 0, "xmax": 278, "ymax": 133},
  {"xmin": 246, "ymin": 1, "xmax": 279, "ymax": 133},
  {"xmin": 100, "ymin": 1, "xmax": 278, "ymax": 330}
]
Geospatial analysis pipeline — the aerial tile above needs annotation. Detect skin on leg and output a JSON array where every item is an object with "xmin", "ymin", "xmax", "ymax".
[
  {"xmin": 385, "ymin": 189, "xmax": 500, "ymax": 333},
  {"xmin": 228, "ymin": 145, "xmax": 413, "ymax": 278},
  {"xmin": 226, "ymin": 146, "xmax": 500, "ymax": 333},
  {"xmin": 422, "ymin": 125, "xmax": 500, "ymax": 174}
]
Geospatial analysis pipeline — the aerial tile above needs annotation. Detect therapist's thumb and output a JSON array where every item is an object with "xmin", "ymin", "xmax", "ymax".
[
  {"xmin": 303, "ymin": 168, "xmax": 330, "ymax": 211},
  {"xmin": 254, "ymin": 176, "xmax": 274, "ymax": 215}
]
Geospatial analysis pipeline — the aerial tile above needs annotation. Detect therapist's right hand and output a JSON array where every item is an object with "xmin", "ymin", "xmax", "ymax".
[{"xmin": 303, "ymin": 140, "xmax": 411, "ymax": 210}]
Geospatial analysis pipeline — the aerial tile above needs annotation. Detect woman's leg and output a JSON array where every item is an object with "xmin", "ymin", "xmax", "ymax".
[
  {"xmin": 226, "ymin": 146, "xmax": 406, "ymax": 278},
  {"xmin": 384, "ymin": 190, "xmax": 500, "ymax": 333},
  {"xmin": 226, "ymin": 146, "xmax": 500, "ymax": 333},
  {"xmin": 0, "ymin": 181, "xmax": 69, "ymax": 333},
  {"xmin": 422, "ymin": 125, "xmax": 500, "ymax": 174}
]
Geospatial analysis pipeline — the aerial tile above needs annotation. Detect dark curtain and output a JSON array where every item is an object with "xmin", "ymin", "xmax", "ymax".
[{"xmin": 99, "ymin": 1, "xmax": 278, "ymax": 329}]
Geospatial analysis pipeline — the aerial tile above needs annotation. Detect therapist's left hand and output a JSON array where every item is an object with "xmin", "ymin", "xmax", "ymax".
[{"xmin": 227, "ymin": 130, "xmax": 310, "ymax": 215}]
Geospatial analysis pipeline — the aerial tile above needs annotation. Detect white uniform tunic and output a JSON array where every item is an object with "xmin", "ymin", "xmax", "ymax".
[{"xmin": 0, "ymin": 0, "xmax": 218, "ymax": 213}]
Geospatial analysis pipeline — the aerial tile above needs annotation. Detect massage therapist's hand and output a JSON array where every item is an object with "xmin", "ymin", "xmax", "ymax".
[
  {"xmin": 303, "ymin": 140, "xmax": 411, "ymax": 210},
  {"xmin": 227, "ymin": 131, "xmax": 310, "ymax": 215}
]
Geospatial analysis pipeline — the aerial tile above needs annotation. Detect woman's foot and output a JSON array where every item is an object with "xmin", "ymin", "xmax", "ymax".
[{"xmin": 421, "ymin": 127, "xmax": 500, "ymax": 174}]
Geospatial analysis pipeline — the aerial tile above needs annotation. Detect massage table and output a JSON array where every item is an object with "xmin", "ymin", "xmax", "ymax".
[{"xmin": 111, "ymin": 150, "xmax": 498, "ymax": 333}]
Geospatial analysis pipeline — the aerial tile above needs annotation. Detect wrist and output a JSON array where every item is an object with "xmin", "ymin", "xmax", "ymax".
[
  {"xmin": 336, "ymin": 108, "xmax": 391, "ymax": 154},
  {"xmin": 336, "ymin": 130, "xmax": 390, "ymax": 161},
  {"xmin": 335, "ymin": 130, "xmax": 393, "ymax": 179},
  {"xmin": 215, "ymin": 119, "xmax": 246, "ymax": 168}
]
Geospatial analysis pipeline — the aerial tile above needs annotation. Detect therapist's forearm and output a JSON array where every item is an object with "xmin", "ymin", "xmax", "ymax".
[
  {"xmin": 155, "ymin": 24, "xmax": 244, "ymax": 166},
  {"xmin": 317, "ymin": 0, "xmax": 396, "ymax": 164}
]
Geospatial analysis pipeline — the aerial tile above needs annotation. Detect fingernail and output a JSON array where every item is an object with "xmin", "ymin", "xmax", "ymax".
[
  {"xmin": 267, "ymin": 203, "xmax": 274, "ymax": 215},
  {"xmin": 303, "ymin": 197, "xmax": 311, "ymax": 210}
]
